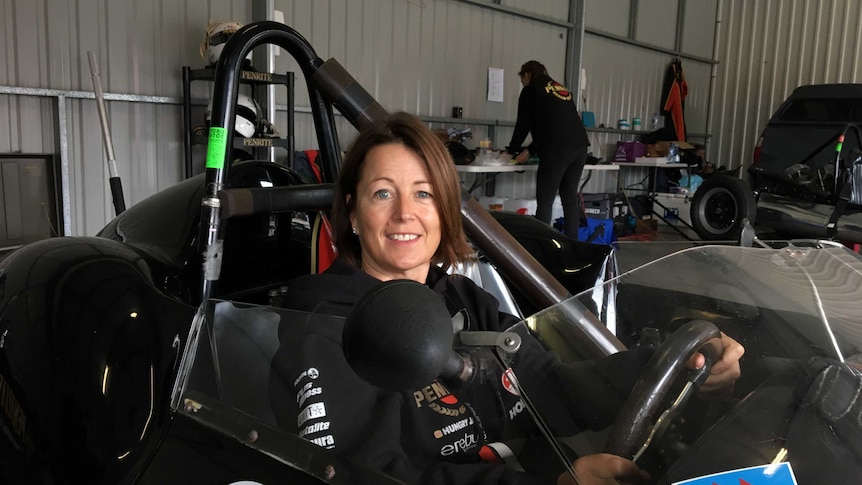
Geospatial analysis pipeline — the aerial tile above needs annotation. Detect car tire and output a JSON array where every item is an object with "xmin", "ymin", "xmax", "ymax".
[{"xmin": 690, "ymin": 175, "xmax": 757, "ymax": 241}]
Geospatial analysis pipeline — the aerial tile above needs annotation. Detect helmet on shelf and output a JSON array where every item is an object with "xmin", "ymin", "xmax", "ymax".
[
  {"xmin": 206, "ymin": 92, "xmax": 262, "ymax": 138},
  {"xmin": 200, "ymin": 20, "xmax": 252, "ymax": 66}
]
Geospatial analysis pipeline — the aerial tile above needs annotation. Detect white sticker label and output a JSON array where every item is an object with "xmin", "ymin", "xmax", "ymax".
[
  {"xmin": 673, "ymin": 462, "xmax": 798, "ymax": 485},
  {"xmin": 297, "ymin": 402, "xmax": 327, "ymax": 427}
]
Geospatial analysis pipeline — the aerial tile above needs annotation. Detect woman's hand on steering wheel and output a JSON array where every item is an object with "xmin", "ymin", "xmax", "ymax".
[
  {"xmin": 557, "ymin": 454, "xmax": 650, "ymax": 485},
  {"xmin": 687, "ymin": 332, "xmax": 745, "ymax": 400}
]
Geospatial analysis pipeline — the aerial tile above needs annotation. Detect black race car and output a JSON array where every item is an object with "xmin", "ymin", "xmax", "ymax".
[
  {"xmin": 0, "ymin": 20, "xmax": 617, "ymax": 484},
  {"xmin": 2, "ymin": 21, "xmax": 860, "ymax": 485}
]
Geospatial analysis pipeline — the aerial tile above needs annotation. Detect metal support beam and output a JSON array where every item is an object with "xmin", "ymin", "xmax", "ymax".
[
  {"xmin": 629, "ymin": 0, "xmax": 639, "ymax": 39},
  {"xmin": 455, "ymin": 0, "xmax": 573, "ymax": 29},
  {"xmin": 566, "ymin": 0, "xmax": 586, "ymax": 110},
  {"xmin": 53, "ymin": 95, "xmax": 72, "ymax": 236},
  {"xmin": 585, "ymin": 28, "xmax": 718, "ymax": 65},
  {"xmin": 0, "ymin": 85, "xmax": 179, "ymax": 104},
  {"xmin": 675, "ymin": 0, "xmax": 686, "ymax": 52},
  {"xmin": 252, "ymin": 0, "xmax": 277, "ymax": 163}
]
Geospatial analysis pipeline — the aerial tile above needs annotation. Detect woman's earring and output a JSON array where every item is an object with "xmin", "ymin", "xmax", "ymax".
[{"xmin": 352, "ymin": 227, "xmax": 358, "ymax": 235}]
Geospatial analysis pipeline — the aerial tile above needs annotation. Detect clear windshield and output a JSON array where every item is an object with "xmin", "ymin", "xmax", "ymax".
[
  {"xmin": 172, "ymin": 244, "xmax": 862, "ymax": 484},
  {"xmin": 513, "ymin": 243, "xmax": 862, "ymax": 484}
]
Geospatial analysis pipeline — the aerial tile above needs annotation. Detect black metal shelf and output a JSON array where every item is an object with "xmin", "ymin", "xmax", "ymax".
[
  {"xmin": 188, "ymin": 68, "xmax": 291, "ymax": 85},
  {"xmin": 182, "ymin": 66, "xmax": 296, "ymax": 179}
]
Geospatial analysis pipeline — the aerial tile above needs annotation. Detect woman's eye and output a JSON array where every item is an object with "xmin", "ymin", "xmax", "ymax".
[
  {"xmin": 373, "ymin": 189, "xmax": 391, "ymax": 199},
  {"xmin": 417, "ymin": 190, "xmax": 432, "ymax": 199}
]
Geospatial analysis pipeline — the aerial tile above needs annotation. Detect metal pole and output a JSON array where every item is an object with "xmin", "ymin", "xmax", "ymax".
[{"xmin": 87, "ymin": 51, "xmax": 126, "ymax": 215}]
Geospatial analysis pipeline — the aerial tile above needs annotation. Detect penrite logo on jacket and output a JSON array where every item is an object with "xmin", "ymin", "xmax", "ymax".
[
  {"xmin": 544, "ymin": 81, "xmax": 572, "ymax": 101},
  {"xmin": 413, "ymin": 380, "xmax": 467, "ymax": 417}
]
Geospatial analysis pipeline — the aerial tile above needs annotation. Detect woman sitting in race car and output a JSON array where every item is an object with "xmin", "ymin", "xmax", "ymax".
[{"xmin": 268, "ymin": 111, "xmax": 744, "ymax": 485}]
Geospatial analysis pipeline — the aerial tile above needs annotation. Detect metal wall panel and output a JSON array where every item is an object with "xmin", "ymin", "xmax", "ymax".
[
  {"xmin": 0, "ymin": 0, "xmax": 250, "ymax": 236},
  {"xmin": 710, "ymin": 0, "xmax": 862, "ymax": 174},
  {"xmin": 504, "ymin": 0, "xmax": 570, "ymax": 20},
  {"xmin": 275, "ymin": 0, "xmax": 568, "ymax": 150},
  {"xmin": 635, "ymin": 0, "xmax": 678, "ymax": 49},
  {"xmin": 582, "ymin": 37, "xmax": 710, "ymax": 139},
  {"xmin": 584, "ymin": 0, "xmax": 630, "ymax": 36},
  {"xmin": 2, "ymin": 0, "xmax": 719, "ymax": 236},
  {"xmin": 681, "ymin": 0, "xmax": 717, "ymax": 59}
]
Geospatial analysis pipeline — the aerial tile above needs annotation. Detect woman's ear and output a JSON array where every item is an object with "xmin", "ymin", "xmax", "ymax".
[{"xmin": 346, "ymin": 194, "xmax": 356, "ymax": 228}]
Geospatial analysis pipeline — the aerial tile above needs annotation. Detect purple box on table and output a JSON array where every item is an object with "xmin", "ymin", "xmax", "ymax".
[{"xmin": 614, "ymin": 141, "xmax": 646, "ymax": 162}]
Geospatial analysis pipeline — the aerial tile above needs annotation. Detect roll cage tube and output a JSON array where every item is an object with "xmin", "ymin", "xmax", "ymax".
[
  {"xmin": 202, "ymin": 20, "xmax": 624, "ymax": 359},
  {"xmin": 201, "ymin": 21, "xmax": 343, "ymax": 300},
  {"xmin": 831, "ymin": 123, "xmax": 862, "ymax": 204}
]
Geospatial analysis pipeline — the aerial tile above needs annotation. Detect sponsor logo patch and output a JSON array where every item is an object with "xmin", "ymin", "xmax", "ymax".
[
  {"xmin": 297, "ymin": 402, "xmax": 326, "ymax": 427},
  {"xmin": 508, "ymin": 400, "xmax": 526, "ymax": 420},
  {"xmin": 501, "ymin": 368, "xmax": 520, "ymax": 396},
  {"xmin": 433, "ymin": 416, "xmax": 474, "ymax": 439},
  {"xmin": 440, "ymin": 432, "xmax": 479, "ymax": 457},
  {"xmin": 544, "ymin": 80, "xmax": 572, "ymax": 101},
  {"xmin": 298, "ymin": 420, "xmax": 331, "ymax": 438},
  {"xmin": 293, "ymin": 367, "xmax": 319, "ymax": 387},
  {"xmin": 413, "ymin": 380, "xmax": 467, "ymax": 417},
  {"xmin": 309, "ymin": 434, "xmax": 335, "ymax": 449}
]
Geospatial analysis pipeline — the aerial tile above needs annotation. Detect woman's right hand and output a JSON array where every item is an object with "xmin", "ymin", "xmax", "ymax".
[{"xmin": 557, "ymin": 453, "xmax": 649, "ymax": 485}]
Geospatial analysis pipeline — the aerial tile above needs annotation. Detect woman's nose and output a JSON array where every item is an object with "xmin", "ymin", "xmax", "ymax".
[{"xmin": 394, "ymin": 196, "xmax": 416, "ymax": 220}]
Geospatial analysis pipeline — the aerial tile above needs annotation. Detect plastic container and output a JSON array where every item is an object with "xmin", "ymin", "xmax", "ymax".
[
  {"xmin": 632, "ymin": 117, "xmax": 642, "ymax": 131},
  {"xmin": 618, "ymin": 119, "xmax": 630, "ymax": 130},
  {"xmin": 667, "ymin": 143, "xmax": 680, "ymax": 163}
]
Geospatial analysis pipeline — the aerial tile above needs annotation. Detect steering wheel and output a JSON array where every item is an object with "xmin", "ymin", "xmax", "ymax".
[{"xmin": 604, "ymin": 320, "xmax": 724, "ymax": 460}]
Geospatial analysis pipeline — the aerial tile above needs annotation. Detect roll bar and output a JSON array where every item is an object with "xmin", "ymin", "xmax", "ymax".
[{"xmin": 200, "ymin": 21, "xmax": 624, "ymax": 359}]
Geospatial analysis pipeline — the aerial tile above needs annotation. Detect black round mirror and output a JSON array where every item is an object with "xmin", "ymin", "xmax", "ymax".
[{"xmin": 343, "ymin": 279, "xmax": 457, "ymax": 390}]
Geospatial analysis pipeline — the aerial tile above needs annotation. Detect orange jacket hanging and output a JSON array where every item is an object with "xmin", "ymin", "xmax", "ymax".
[{"xmin": 662, "ymin": 59, "xmax": 688, "ymax": 141}]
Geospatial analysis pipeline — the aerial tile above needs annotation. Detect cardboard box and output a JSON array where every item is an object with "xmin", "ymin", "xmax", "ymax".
[
  {"xmin": 645, "ymin": 140, "xmax": 694, "ymax": 157},
  {"xmin": 636, "ymin": 218, "xmax": 658, "ymax": 233},
  {"xmin": 614, "ymin": 141, "xmax": 646, "ymax": 162}
]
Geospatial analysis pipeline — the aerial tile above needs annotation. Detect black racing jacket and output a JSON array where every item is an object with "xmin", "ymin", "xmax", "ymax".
[
  {"xmin": 508, "ymin": 74, "xmax": 589, "ymax": 161},
  {"xmin": 268, "ymin": 259, "xmax": 583, "ymax": 484}
]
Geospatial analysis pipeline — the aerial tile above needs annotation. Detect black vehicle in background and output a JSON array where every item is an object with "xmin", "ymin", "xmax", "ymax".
[
  {"xmin": 691, "ymin": 84, "xmax": 862, "ymax": 242},
  {"xmin": 748, "ymin": 83, "xmax": 862, "ymax": 242}
]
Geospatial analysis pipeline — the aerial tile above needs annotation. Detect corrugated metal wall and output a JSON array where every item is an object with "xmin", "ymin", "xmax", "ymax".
[
  {"xmin": 711, "ymin": 0, "xmax": 862, "ymax": 175},
  {"xmin": 2, "ymin": 0, "xmax": 721, "ymax": 235},
  {"xmin": 0, "ymin": 0, "xmax": 251, "ymax": 237},
  {"xmin": 276, "ymin": 0, "xmax": 569, "ymax": 145}
]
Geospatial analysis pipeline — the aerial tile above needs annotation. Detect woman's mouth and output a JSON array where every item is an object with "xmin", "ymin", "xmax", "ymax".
[{"xmin": 388, "ymin": 233, "xmax": 419, "ymax": 241}]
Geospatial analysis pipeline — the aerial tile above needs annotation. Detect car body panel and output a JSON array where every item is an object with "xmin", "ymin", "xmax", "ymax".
[{"xmin": 748, "ymin": 83, "xmax": 862, "ymax": 240}]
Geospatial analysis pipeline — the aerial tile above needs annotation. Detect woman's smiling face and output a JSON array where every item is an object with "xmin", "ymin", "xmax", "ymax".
[{"xmin": 349, "ymin": 143, "xmax": 442, "ymax": 283}]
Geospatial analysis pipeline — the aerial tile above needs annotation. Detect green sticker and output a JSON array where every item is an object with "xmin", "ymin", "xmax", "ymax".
[{"xmin": 205, "ymin": 127, "xmax": 228, "ymax": 170}]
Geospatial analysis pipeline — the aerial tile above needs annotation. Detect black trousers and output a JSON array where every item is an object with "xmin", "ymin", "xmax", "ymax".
[{"xmin": 535, "ymin": 146, "xmax": 588, "ymax": 237}]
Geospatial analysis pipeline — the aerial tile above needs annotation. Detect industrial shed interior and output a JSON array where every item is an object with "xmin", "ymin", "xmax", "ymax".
[
  {"xmin": 4, "ymin": 1, "xmax": 862, "ymax": 485},
  {"xmin": 3, "ymin": 0, "xmax": 859, "ymax": 241}
]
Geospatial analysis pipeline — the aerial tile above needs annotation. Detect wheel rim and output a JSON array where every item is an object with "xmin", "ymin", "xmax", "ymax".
[{"xmin": 698, "ymin": 187, "xmax": 739, "ymax": 235}]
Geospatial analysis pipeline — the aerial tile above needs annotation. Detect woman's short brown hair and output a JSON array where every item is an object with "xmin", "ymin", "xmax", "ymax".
[
  {"xmin": 518, "ymin": 60, "xmax": 547, "ymax": 78},
  {"xmin": 332, "ymin": 111, "xmax": 474, "ymax": 270}
]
